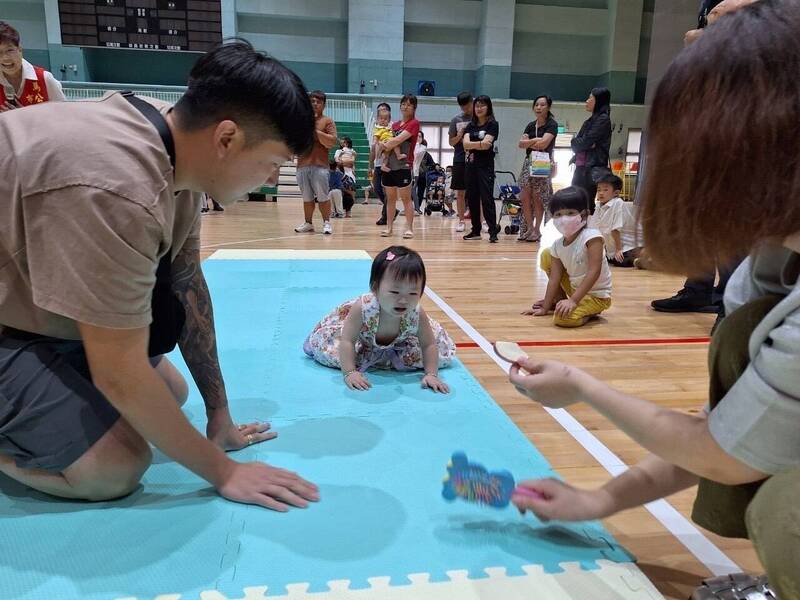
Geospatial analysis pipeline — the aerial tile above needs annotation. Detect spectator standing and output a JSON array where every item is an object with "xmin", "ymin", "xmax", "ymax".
[
  {"xmin": 570, "ymin": 87, "xmax": 612, "ymax": 207},
  {"xmin": 517, "ymin": 95, "xmax": 558, "ymax": 242},
  {"xmin": 448, "ymin": 92, "xmax": 473, "ymax": 232},
  {"xmin": 462, "ymin": 95, "xmax": 500, "ymax": 243},
  {"xmin": 295, "ymin": 90, "xmax": 337, "ymax": 235},
  {"xmin": 379, "ymin": 94, "xmax": 421, "ymax": 239},
  {"xmin": 371, "ymin": 102, "xmax": 392, "ymax": 226}
]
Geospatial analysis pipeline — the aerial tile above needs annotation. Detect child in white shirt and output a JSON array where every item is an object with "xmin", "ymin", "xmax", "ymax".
[
  {"xmin": 591, "ymin": 173, "xmax": 643, "ymax": 268},
  {"xmin": 523, "ymin": 186, "xmax": 612, "ymax": 327}
]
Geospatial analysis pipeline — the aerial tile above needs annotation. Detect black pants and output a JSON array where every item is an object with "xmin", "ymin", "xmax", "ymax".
[
  {"xmin": 572, "ymin": 166, "xmax": 597, "ymax": 210},
  {"xmin": 415, "ymin": 174, "xmax": 426, "ymax": 211},
  {"xmin": 343, "ymin": 189, "xmax": 355, "ymax": 212},
  {"xmin": 466, "ymin": 165, "xmax": 497, "ymax": 235},
  {"xmin": 683, "ymin": 256, "xmax": 744, "ymax": 306},
  {"xmin": 376, "ymin": 166, "xmax": 390, "ymax": 221}
]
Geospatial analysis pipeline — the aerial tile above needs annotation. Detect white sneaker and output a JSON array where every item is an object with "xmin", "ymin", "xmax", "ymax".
[
  {"xmin": 295, "ymin": 222, "xmax": 314, "ymax": 233},
  {"xmin": 323, "ymin": 221, "xmax": 332, "ymax": 235},
  {"xmin": 456, "ymin": 221, "xmax": 465, "ymax": 232}
]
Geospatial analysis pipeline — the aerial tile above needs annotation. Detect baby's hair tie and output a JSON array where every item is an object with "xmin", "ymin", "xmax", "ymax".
[{"xmin": 386, "ymin": 251, "xmax": 396, "ymax": 261}]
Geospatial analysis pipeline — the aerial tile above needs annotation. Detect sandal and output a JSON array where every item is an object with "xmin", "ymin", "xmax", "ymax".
[
  {"xmin": 403, "ymin": 230, "xmax": 414, "ymax": 239},
  {"xmin": 380, "ymin": 230, "xmax": 392, "ymax": 237}
]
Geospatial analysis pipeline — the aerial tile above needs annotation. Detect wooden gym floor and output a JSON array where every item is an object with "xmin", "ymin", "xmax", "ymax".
[{"xmin": 199, "ymin": 199, "xmax": 761, "ymax": 600}]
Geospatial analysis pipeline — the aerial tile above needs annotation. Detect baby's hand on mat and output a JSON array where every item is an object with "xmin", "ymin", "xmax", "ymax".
[
  {"xmin": 421, "ymin": 373, "xmax": 450, "ymax": 394},
  {"xmin": 345, "ymin": 371, "xmax": 371, "ymax": 391}
]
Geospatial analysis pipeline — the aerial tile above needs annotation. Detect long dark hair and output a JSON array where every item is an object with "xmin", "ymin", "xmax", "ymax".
[
  {"xmin": 641, "ymin": 0, "xmax": 800, "ymax": 274},
  {"xmin": 472, "ymin": 95, "xmax": 495, "ymax": 124},
  {"xmin": 590, "ymin": 87, "xmax": 611, "ymax": 114}
]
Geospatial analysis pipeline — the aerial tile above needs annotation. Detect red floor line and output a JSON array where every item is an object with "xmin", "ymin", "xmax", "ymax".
[{"xmin": 455, "ymin": 337, "xmax": 711, "ymax": 349}]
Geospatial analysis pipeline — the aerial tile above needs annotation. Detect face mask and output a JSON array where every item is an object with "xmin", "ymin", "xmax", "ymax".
[{"xmin": 553, "ymin": 215, "xmax": 585, "ymax": 237}]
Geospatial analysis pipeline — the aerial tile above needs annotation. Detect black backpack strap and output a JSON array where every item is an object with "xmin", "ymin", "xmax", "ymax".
[
  {"xmin": 120, "ymin": 91, "xmax": 184, "ymax": 357},
  {"xmin": 121, "ymin": 91, "xmax": 176, "ymax": 169}
]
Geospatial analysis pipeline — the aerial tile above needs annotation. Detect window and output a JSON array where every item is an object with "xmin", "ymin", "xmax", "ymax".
[
  {"xmin": 420, "ymin": 123, "xmax": 453, "ymax": 168},
  {"xmin": 553, "ymin": 132, "xmax": 573, "ymax": 189},
  {"xmin": 626, "ymin": 129, "xmax": 642, "ymax": 174}
]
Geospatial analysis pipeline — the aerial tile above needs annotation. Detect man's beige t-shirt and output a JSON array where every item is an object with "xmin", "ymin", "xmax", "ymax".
[
  {"xmin": 296, "ymin": 114, "xmax": 336, "ymax": 168},
  {"xmin": 0, "ymin": 91, "xmax": 202, "ymax": 340}
]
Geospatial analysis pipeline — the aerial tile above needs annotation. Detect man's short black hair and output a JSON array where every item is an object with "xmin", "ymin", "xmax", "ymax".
[
  {"xmin": 174, "ymin": 39, "xmax": 315, "ymax": 155},
  {"xmin": 597, "ymin": 173, "xmax": 623, "ymax": 192},
  {"xmin": 457, "ymin": 91, "xmax": 473, "ymax": 106}
]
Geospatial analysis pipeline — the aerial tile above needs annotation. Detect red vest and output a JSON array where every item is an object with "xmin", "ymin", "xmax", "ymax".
[{"xmin": 0, "ymin": 66, "xmax": 50, "ymax": 106}]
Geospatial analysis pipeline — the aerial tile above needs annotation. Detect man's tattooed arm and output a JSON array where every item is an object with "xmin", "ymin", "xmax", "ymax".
[{"xmin": 171, "ymin": 245, "xmax": 228, "ymax": 411}]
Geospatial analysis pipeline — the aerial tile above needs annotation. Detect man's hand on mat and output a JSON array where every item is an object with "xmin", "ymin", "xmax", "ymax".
[
  {"xmin": 207, "ymin": 408, "xmax": 278, "ymax": 451},
  {"xmin": 508, "ymin": 358, "xmax": 590, "ymax": 408},
  {"xmin": 345, "ymin": 371, "xmax": 371, "ymax": 391},
  {"xmin": 421, "ymin": 374, "xmax": 450, "ymax": 393},
  {"xmin": 512, "ymin": 478, "xmax": 611, "ymax": 522},
  {"xmin": 217, "ymin": 462, "xmax": 320, "ymax": 511}
]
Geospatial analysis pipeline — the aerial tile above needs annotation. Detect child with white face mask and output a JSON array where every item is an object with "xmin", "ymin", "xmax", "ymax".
[{"xmin": 523, "ymin": 186, "xmax": 612, "ymax": 327}]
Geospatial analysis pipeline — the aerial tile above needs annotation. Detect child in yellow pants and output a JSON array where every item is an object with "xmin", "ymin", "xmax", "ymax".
[{"xmin": 524, "ymin": 187, "xmax": 612, "ymax": 327}]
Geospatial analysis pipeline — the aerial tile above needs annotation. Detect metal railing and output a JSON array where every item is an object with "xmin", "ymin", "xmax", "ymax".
[{"xmin": 63, "ymin": 84, "xmax": 370, "ymax": 128}]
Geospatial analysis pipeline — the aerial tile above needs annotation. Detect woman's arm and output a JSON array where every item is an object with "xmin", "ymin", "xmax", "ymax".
[
  {"xmin": 518, "ymin": 134, "xmax": 532, "ymax": 149},
  {"xmin": 465, "ymin": 133, "xmax": 495, "ymax": 151},
  {"xmin": 508, "ymin": 358, "xmax": 770, "ymax": 485},
  {"xmin": 462, "ymin": 133, "xmax": 477, "ymax": 150},
  {"xmin": 570, "ymin": 113, "xmax": 610, "ymax": 153},
  {"xmin": 531, "ymin": 133, "xmax": 555, "ymax": 151},
  {"xmin": 512, "ymin": 454, "xmax": 699, "ymax": 521},
  {"xmin": 383, "ymin": 130, "xmax": 412, "ymax": 151}
]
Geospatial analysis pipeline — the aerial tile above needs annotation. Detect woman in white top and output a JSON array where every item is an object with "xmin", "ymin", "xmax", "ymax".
[
  {"xmin": 412, "ymin": 132, "xmax": 428, "ymax": 214},
  {"xmin": 509, "ymin": 2, "xmax": 799, "ymax": 596},
  {"xmin": 0, "ymin": 21, "xmax": 65, "ymax": 111}
]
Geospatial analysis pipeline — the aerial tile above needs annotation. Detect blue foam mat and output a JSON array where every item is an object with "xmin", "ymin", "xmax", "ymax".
[{"xmin": 0, "ymin": 259, "xmax": 633, "ymax": 599}]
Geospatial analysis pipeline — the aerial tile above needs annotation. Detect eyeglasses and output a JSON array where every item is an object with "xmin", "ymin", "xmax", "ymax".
[{"xmin": 0, "ymin": 47, "xmax": 21, "ymax": 58}]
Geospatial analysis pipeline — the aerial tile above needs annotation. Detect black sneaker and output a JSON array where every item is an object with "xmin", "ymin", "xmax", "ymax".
[
  {"xmin": 489, "ymin": 233, "xmax": 498, "ymax": 243},
  {"xmin": 651, "ymin": 289, "xmax": 718, "ymax": 313},
  {"xmin": 463, "ymin": 232, "xmax": 482, "ymax": 241}
]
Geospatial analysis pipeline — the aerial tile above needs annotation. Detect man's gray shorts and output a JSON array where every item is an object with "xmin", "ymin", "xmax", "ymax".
[
  {"xmin": 296, "ymin": 166, "xmax": 330, "ymax": 203},
  {"xmin": 0, "ymin": 331, "xmax": 122, "ymax": 472}
]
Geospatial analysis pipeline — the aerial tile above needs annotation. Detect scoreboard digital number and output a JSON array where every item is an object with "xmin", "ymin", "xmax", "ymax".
[{"xmin": 58, "ymin": 0, "xmax": 222, "ymax": 52}]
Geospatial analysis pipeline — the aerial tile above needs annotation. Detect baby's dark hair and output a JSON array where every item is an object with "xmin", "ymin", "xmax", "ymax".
[
  {"xmin": 549, "ymin": 186, "xmax": 590, "ymax": 214},
  {"xmin": 597, "ymin": 173, "xmax": 623, "ymax": 192},
  {"xmin": 370, "ymin": 246, "xmax": 426, "ymax": 293}
]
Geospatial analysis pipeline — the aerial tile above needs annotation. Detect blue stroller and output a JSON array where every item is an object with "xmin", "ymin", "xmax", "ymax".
[
  {"xmin": 496, "ymin": 171, "xmax": 523, "ymax": 235},
  {"xmin": 423, "ymin": 167, "xmax": 448, "ymax": 215}
]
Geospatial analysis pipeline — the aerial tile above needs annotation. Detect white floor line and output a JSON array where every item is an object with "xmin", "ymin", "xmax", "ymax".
[
  {"xmin": 424, "ymin": 286, "xmax": 741, "ymax": 577},
  {"xmin": 202, "ymin": 230, "xmax": 372, "ymax": 249}
]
